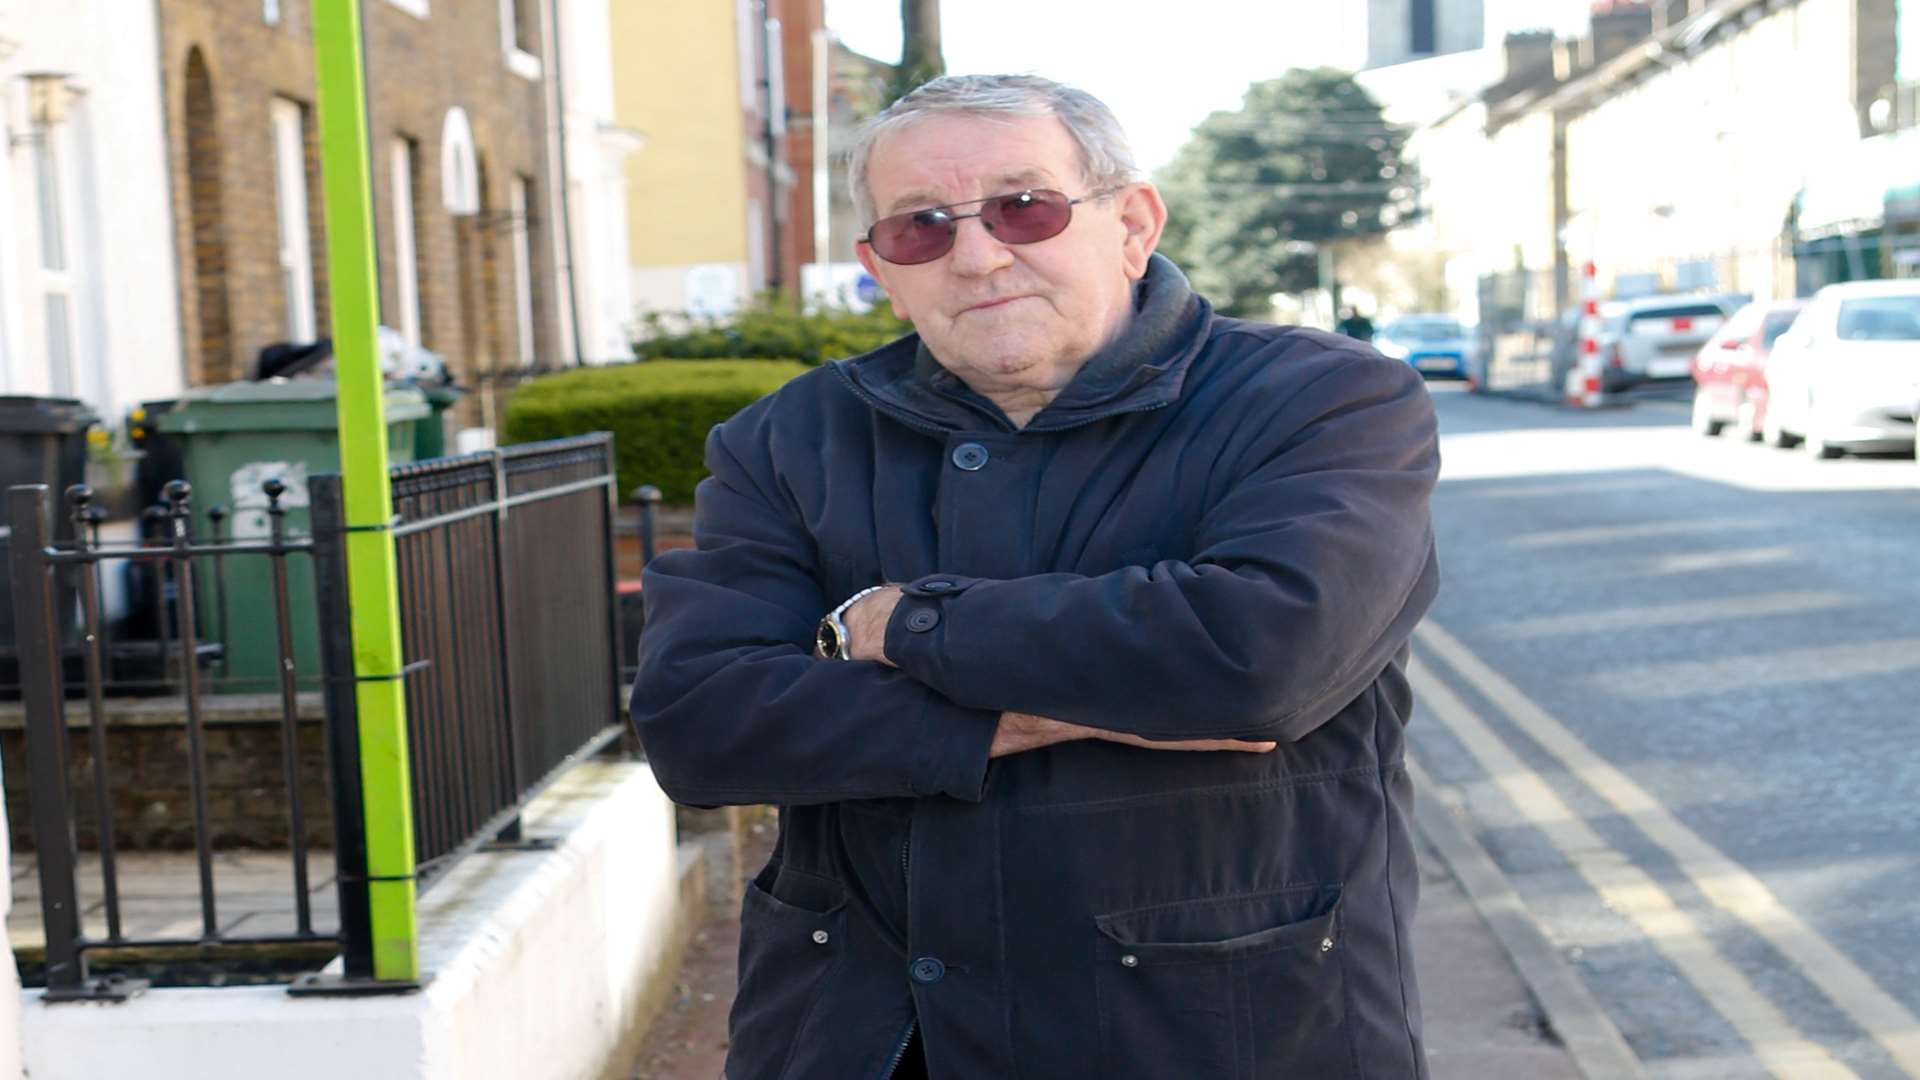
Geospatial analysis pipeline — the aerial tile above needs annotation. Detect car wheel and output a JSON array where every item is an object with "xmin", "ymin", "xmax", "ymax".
[
  {"xmin": 1803, "ymin": 425, "xmax": 1843, "ymax": 459},
  {"xmin": 1691, "ymin": 389, "xmax": 1725, "ymax": 436},
  {"xmin": 1761, "ymin": 409, "xmax": 1798, "ymax": 448}
]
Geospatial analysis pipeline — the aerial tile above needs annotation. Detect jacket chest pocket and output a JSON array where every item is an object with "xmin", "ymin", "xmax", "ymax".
[
  {"xmin": 727, "ymin": 867, "xmax": 849, "ymax": 1080},
  {"xmin": 1093, "ymin": 886, "xmax": 1354, "ymax": 1080}
]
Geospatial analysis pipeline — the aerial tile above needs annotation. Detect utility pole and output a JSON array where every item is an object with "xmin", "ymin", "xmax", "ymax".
[
  {"xmin": 761, "ymin": 0, "xmax": 786, "ymax": 295},
  {"xmin": 311, "ymin": 0, "xmax": 419, "ymax": 983}
]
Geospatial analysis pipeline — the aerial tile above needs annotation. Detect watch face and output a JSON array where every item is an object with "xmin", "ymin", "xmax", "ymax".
[{"xmin": 816, "ymin": 618, "xmax": 844, "ymax": 659}]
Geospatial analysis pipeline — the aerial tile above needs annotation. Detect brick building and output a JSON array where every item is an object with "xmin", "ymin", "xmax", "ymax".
[{"xmin": 156, "ymin": 0, "xmax": 560, "ymax": 428}]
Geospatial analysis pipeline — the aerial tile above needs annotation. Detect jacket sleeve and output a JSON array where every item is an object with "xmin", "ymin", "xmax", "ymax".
[
  {"xmin": 882, "ymin": 354, "xmax": 1440, "ymax": 744},
  {"xmin": 628, "ymin": 413, "xmax": 1001, "ymax": 808}
]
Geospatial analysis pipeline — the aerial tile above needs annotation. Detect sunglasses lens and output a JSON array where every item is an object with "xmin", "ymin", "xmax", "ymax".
[
  {"xmin": 868, "ymin": 209, "xmax": 954, "ymax": 265},
  {"xmin": 981, "ymin": 190, "xmax": 1072, "ymax": 244},
  {"xmin": 864, "ymin": 190, "xmax": 1079, "ymax": 264}
]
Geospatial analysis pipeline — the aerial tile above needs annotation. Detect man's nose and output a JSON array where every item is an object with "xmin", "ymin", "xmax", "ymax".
[{"xmin": 946, "ymin": 215, "xmax": 1014, "ymax": 276}]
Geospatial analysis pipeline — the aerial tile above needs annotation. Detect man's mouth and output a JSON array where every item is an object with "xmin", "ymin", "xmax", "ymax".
[{"xmin": 960, "ymin": 295, "xmax": 1029, "ymax": 315}]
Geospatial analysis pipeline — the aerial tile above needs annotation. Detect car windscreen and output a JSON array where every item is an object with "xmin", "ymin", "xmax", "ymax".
[
  {"xmin": 1382, "ymin": 319, "xmax": 1466, "ymax": 342},
  {"xmin": 1627, "ymin": 304, "xmax": 1724, "ymax": 327},
  {"xmin": 1834, "ymin": 297, "xmax": 1920, "ymax": 341},
  {"xmin": 1761, "ymin": 308, "xmax": 1803, "ymax": 347}
]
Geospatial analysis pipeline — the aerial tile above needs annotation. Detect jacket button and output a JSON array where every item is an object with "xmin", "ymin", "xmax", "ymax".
[
  {"xmin": 922, "ymin": 579, "xmax": 954, "ymax": 592},
  {"xmin": 812, "ymin": 930, "xmax": 830, "ymax": 945},
  {"xmin": 905, "ymin": 608, "xmax": 940, "ymax": 632},
  {"xmin": 1120, "ymin": 954, "xmax": 1139, "ymax": 968},
  {"xmin": 951, "ymin": 443, "xmax": 989, "ymax": 471},
  {"xmin": 910, "ymin": 957, "xmax": 946, "ymax": 984}
]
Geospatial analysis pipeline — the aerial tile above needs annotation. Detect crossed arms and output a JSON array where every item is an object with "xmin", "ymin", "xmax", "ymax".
[{"xmin": 627, "ymin": 356, "xmax": 1438, "ymax": 808}]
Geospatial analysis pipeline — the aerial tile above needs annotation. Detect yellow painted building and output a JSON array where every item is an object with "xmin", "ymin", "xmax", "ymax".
[{"xmin": 610, "ymin": 0, "xmax": 757, "ymax": 317}]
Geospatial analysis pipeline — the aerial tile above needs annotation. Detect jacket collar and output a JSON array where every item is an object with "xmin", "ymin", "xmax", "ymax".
[{"xmin": 832, "ymin": 254, "xmax": 1213, "ymax": 435}]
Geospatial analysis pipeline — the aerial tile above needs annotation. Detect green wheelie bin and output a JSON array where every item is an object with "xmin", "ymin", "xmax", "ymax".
[{"xmin": 155, "ymin": 378, "xmax": 428, "ymax": 691}]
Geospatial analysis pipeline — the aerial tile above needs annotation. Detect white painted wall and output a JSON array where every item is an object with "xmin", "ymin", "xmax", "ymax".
[
  {"xmin": 22, "ymin": 761, "xmax": 683, "ymax": 1080},
  {"xmin": 0, "ymin": 0, "xmax": 184, "ymax": 420},
  {"xmin": 554, "ymin": 0, "xmax": 641, "ymax": 364},
  {"xmin": 1562, "ymin": 0, "xmax": 1858, "ymax": 299},
  {"xmin": 1399, "ymin": 0, "xmax": 1864, "ymax": 315}
]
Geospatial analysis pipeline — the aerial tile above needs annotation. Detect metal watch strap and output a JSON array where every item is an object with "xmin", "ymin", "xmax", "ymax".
[
  {"xmin": 833, "ymin": 585, "xmax": 889, "ymax": 624},
  {"xmin": 822, "ymin": 585, "xmax": 888, "ymax": 660}
]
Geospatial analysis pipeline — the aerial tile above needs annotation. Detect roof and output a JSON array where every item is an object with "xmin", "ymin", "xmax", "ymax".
[{"xmin": 1532, "ymin": 0, "xmax": 1775, "ymax": 119}]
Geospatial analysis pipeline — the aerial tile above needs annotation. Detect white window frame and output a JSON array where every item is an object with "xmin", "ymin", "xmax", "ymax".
[
  {"xmin": 270, "ymin": 98, "xmax": 317, "ymax": 343},
  {"xmin": 440, "ymin": 108, "xmax": 479, "ymax": 215},
  {"xmin": 499, "ymin": 0, "xmax": 543, "ymax": 78},
  {"xmin": 736, "ymin": 0, "xmax": 757, "ymax": 108},
  {"xmin": 509, "ymin": 177, "xmax": 535, "ymax": 366},
  {"xmin": 33, "ymin": 114, "xmax": 79, "ymax": 397},
  {"xmin": 390, "ymin": 137, "xmax": 422, "ymax": 346}
]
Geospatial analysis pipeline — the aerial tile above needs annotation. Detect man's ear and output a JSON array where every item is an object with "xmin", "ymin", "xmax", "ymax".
[
  {"xmin": 1115, "ymin": 182, "xmax": 1168, "ymax": 281},
  {"xmin": 854, "ymin": 241, "xmax": 912, "ymax": 320}
]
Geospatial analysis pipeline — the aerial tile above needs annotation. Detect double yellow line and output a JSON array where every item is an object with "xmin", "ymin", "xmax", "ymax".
[{"xmin": 1411, "ymin": 619, "xmax": 1920, "ymax": 1079}]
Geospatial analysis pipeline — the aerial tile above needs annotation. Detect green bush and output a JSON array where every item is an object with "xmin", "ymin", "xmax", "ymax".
[
  {"xmin": 633, "ymin": 296, "xmax": 912, "ymax": 366},
  {"xmin": 502, "ymin": 359, "xmax": 810, "ymax": 505}
]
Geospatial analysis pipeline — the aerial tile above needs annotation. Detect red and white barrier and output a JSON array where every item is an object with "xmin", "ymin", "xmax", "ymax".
[{"xmin": 1566, "ymin": 260, "xmax": 1604, "ymax": 408}]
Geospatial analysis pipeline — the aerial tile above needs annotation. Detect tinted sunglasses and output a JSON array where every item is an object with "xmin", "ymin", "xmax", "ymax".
[{"xmin": 859, "ymin": 188, "xmax": 1118, "ymax": 266}]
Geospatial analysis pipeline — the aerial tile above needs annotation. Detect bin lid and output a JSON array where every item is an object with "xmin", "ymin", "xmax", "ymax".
[
  {"xmin": 0, "ymin": 395, "xmax": 99, "ymax": 435},
  {"xmin": 155, "ymin": 377, "xmax": 430, "ymax": 433}
]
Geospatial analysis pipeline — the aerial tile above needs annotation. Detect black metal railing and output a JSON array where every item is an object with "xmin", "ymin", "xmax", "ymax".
[
  {"xmin": 8, "ymin": 432, "xmax": 629, "ymax": 998},
  {"xmin": 310, "ymin": 434, "xmax": 625, "ymax": 981},
  {"xmin": 5, "ymin": 480, "xmax": 331, "ymax": 1000}
]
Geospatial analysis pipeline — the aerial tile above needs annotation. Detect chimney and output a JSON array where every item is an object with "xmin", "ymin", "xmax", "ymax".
[
  {"xmin": 1503, "ymin": 31, "xmax": 1557, "ymax": 81},
  {"xmin": 1553, "ymin": 37, "xmax": 1585, "ymax": 80},
  {"xmin": 1590, "ymin": 4, "xmax": 1655, "ymax": 67},
  {"xmin": 1653, "ymin": 0, "xmax": 1703, "ymax": 33}
]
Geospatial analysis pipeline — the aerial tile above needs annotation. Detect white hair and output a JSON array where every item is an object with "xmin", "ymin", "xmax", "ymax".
[{"xmin": 848, "ymin": 74, "xmax": 1140, "ymax": 225}]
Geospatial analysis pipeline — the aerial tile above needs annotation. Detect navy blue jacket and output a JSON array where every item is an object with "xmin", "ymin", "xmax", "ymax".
[{"xmin": 631, "ymin": 259, "xmax": 1441, "ymax": 1079}]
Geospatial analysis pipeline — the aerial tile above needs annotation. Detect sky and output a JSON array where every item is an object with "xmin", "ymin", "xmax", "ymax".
[{"xmin": 825, "ymin": 0, "xmax": 1598, "ymax": 172}]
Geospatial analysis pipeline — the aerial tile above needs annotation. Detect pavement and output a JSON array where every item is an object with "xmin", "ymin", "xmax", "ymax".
[
  {"xmin": 626, "ymin": 780, "xmax": 1628, "ymax": 1080},
  {"xmin": 9, "ymin": 849, "xmax": 338, "ymax": 950}
]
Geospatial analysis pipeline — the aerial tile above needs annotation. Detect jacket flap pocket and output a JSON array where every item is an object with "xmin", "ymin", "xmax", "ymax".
[
  {"xmin": 1095, "ymin": 884, "xmax": 1341, "ymax": 964},
  {"xmin": 748, "ymin": 864, "xmax": 850, "ymax": 918}
]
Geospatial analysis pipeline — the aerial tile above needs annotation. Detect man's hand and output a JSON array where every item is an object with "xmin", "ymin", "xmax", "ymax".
[
  {"xmin": 989, "ymin": 712, "xmax": 1277, "ymax": 759},
  {"xmin": 843, "ymin": 585, "xmax": 903, "ymax": 665}
]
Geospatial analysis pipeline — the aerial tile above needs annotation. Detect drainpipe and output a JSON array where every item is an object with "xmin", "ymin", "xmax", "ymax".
[
  {"xmin": 761, "ymin": 0, "xmax": 784, "ymax": 295},
  {"xmin": 545, "ymin": 0, "xmax": 585, "ymax": 366}
]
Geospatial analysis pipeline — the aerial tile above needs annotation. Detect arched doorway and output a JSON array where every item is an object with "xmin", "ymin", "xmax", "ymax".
[{"xmin": 184, "ymin": 48, "xmax": 234, "ymax": 382}]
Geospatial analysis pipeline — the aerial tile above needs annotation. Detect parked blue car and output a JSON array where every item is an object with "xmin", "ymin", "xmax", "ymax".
[{"xmin": 1373, "ymin": 314, "xmax": 1476, "ymax": 379}]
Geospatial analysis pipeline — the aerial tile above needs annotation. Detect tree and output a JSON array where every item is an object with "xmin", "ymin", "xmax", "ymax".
[
  {"xmin": 1155, "ymin": 69, "xmax": 1417, "ymax": 317},
  {"xmin": 891, "ymin": 0, "xmax": 944, "ymax": 99}
]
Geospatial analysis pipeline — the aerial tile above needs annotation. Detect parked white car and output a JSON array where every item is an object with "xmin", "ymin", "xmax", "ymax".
[{"xmin": 1761, "ymin": 280, "xmax": 1920, "ymax": 458}]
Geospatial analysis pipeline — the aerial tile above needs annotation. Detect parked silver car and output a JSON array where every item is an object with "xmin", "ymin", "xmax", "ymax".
[{"xmin": 1549, "ymin": 293, "xmax": 1747, "ymax": 397}]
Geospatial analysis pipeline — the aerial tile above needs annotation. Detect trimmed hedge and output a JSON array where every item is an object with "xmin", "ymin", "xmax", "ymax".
[
  {"xmin": 633, "ymin": 299, "xmax": 911, "ymax": 365},
  {"xmin": 502, "ymin": 359, "xmax": 810, "ymax": 505}
]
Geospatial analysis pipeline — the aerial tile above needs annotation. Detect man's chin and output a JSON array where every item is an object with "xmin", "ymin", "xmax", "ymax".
[{"xmin": 941, "ymin": 349, "xmax": 1048, "ymax": 383}]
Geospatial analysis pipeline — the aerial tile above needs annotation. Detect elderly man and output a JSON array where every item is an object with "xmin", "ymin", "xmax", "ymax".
[{"xmin": 631, "ymin": 74, "xmax": 1440, "ymax": 1079}]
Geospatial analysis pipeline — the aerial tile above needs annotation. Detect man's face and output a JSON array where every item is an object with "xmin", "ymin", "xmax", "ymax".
[{"xmin": 856, "ymin": 113, "xmax": 1166, "ymax": 400}]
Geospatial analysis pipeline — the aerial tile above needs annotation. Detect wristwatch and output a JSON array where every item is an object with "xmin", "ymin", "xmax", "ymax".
[{"xmin": 816, "ymin": 585, "xmax": 888, "ymax": 660}]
